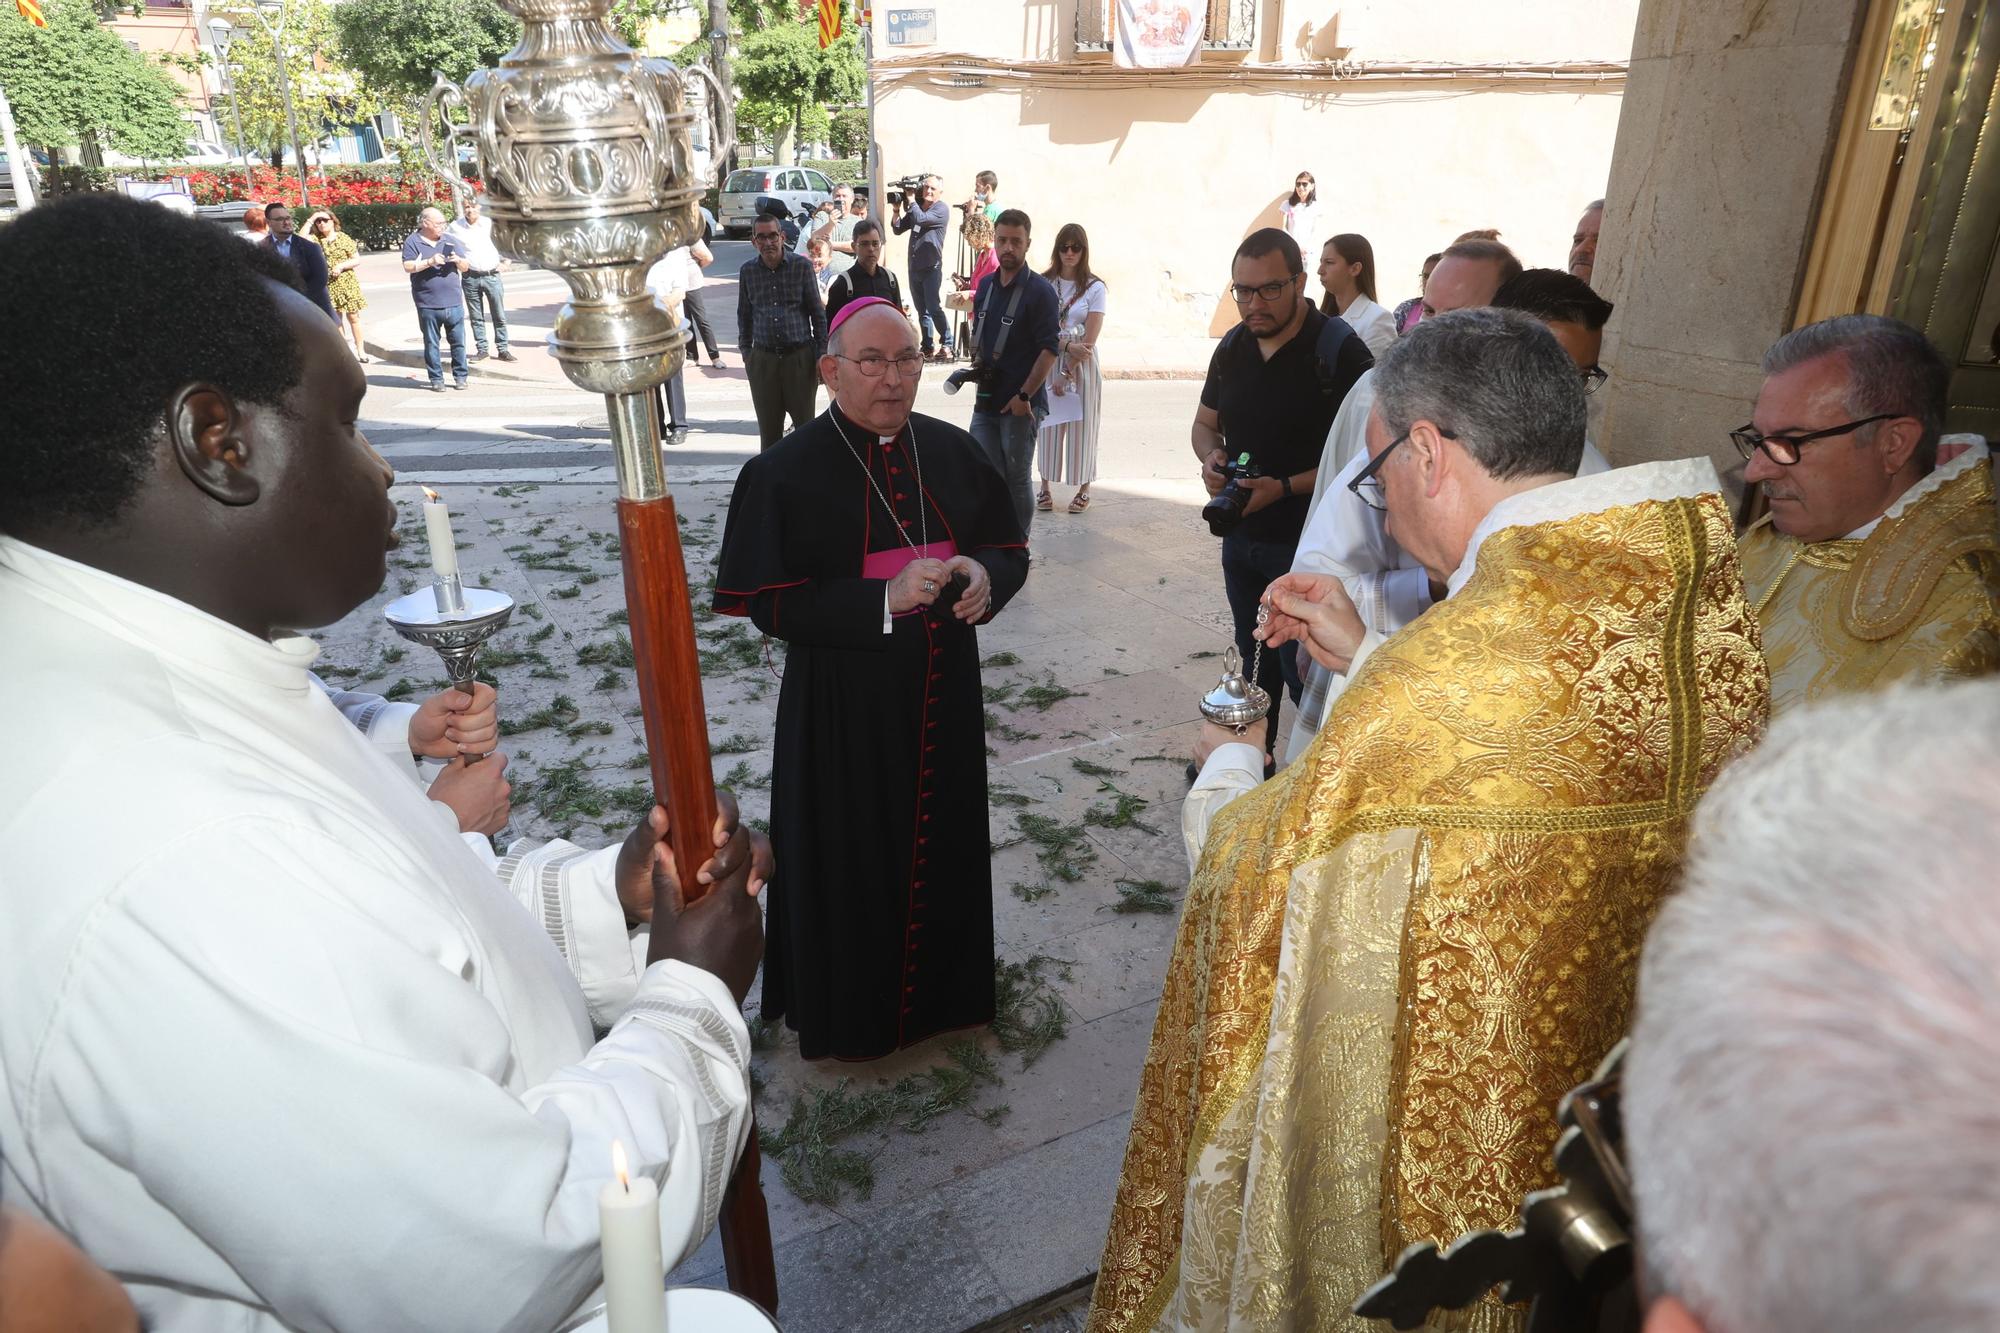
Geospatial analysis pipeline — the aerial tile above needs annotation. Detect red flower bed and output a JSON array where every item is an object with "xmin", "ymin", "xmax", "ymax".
[{"xmin": 57, "ymin": 162, "xmax": 484, "ymax": 208}]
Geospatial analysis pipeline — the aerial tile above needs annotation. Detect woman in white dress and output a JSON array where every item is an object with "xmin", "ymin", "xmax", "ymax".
[
  {"xmin": 1035, "ymin": 223, "xmax": 1107, "ymax": 514},
  {"xmin": 1279, "ymin": 171, "xmax": 1319, "ymax": 264},
  {"xmin": 1316, "ymin": 232, "xmax": 1397, "ymax": 359}
]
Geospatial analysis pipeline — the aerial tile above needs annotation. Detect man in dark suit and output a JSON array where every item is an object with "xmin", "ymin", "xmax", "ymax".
[{"xmin": 261, "ymin": 202, "xmax": 335, "ymax": 320}]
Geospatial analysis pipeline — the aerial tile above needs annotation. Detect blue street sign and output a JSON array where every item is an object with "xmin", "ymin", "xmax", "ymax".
[{"xmin": 885, "ymin": 7, "xmax": 936, "ymax": 45}]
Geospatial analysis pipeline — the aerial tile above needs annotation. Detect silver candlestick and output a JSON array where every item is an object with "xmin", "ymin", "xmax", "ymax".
[
  {"xmin": 386, "ymin": 583, "xmax": 517, "ymax": 850},
  {"xmin": 384, "ymin": 584, "xmax": 516, "ymax": 708}
]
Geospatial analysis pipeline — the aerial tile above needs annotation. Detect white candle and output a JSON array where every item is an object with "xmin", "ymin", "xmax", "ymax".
[
  {"xmin": 598, "ymin": 1140, "xmax": 668, "ymax": 1333},
  {"xmin": 421, "ymin": 486, "xmax": 460, "ymax": 581}
]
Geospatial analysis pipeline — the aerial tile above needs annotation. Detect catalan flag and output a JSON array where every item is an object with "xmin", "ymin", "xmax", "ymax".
[
  {"xmin": 16, "ymin": 0, "xmax": 47, "ymax": 27},
  {"xmin": 816, "ymin": 0, "xmax": 840, "ymax": 48}
]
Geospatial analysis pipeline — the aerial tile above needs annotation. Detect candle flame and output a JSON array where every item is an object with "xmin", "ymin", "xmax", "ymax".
[
  {"xmin": 421, "ymin": 486, "xmax": 442, "ymax": 503},
  {"xmin": 611, "ymin": 1138, "xmax": 631, "ymax": 1192}
]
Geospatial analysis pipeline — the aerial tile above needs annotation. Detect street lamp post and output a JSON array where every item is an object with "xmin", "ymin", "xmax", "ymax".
[
  {"xmin": 206, "ymin": 20, "xmax": 258, "ymax": 202},
  {"xmin": 247, "ymin": 1, "xmax": 309, "ymax": 207}
]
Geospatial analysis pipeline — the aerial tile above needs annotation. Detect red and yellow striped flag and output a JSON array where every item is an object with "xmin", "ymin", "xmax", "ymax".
[
  {"xmin": 816, "ymin": 0, "xmax": 840, "ymax": 48},
  {"xmin": 16, "ymin": 0, "xmax": 48, "ymax": 27}
]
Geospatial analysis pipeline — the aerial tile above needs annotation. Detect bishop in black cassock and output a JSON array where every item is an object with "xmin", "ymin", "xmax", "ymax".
[{"xmin": 714, "ymin": 299, "xmax": 1030, "ymax": 1061}]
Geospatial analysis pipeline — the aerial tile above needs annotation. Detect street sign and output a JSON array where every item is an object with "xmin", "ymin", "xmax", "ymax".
[{"xmin": 885, "ymin": 7, "xmax": 935, "ymax": 46}]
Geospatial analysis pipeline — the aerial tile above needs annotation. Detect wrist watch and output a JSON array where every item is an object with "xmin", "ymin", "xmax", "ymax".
[
  {"xmin": 1015, "ymin": 390, "xmax": 1032, "ymax": 403},
  {"xmin": 1279, "ymin": 475, "xmax": 1294, "ymax": 498}
]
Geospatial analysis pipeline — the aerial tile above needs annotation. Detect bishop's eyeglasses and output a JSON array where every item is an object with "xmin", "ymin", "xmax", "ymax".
[
  {"xmin": 836, "ymin": 352, "xmax": 926, "ymax": 378},
  {"xmin": 1728, "ymin": 413, "xmax": 1899, "ymax": 466}
]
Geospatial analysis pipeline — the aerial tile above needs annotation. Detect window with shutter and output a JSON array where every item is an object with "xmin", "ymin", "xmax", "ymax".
[{"xmin": 1074, "ymin": 0, "xmax": 1255, "ymax": 54}]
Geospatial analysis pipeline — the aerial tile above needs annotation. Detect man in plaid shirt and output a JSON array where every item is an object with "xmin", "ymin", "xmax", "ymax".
[{"xmin": 738, "ymin": 213, "xmax": 828, "ymax": 449}]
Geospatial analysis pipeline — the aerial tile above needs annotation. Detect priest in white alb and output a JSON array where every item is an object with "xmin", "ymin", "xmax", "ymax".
[{"xmin": 0, "ymin": 196, "xmax": 768, "ymax": 1330}]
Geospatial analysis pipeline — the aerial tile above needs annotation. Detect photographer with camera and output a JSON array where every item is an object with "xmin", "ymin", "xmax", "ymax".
[
  {"xmin": 891, "ymin": 175, "xmax": 954, "ymax": 361},
  {"xmin": 1191, "ymin": 227, "xmax": 1373, "ymax": 772},
  {"xmin": 957, "ymin": 209, "xmax": 1059, "ymax": 535}
]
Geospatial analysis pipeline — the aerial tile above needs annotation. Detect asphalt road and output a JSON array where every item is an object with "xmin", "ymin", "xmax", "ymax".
[{"xmin": 355, "ymin": 235, "xmax": 1208, "ymax": 494}]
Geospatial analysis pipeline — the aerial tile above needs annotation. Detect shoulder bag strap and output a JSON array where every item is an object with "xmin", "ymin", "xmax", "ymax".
[{"xmin": 975, "ymin": 278, "xmax": 1028, "ymax": 365}]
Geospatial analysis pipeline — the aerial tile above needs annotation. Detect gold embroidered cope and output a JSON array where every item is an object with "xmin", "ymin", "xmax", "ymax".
[
  {"xmin": 1087, "ymin": 490, "xmax": 1769, "ymax": 1333},
  {"xmin": 1741, "ymin": 455, "xmax": 2000, "ymax": 714}
]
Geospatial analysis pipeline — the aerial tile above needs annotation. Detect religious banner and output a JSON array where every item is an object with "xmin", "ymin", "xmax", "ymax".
[{"xmin": 1112, "ymin": 0, "xmax": 1201, "ymax": 68}]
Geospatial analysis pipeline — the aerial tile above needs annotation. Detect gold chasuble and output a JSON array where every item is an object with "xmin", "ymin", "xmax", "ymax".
[
  {"xmin": 1740, "ymin": 437, "xmax": 2000, "ymax": 715},
  {"xmin": 1087, "ymin": 461, "xmax": 1769, "ymax": 1333}
]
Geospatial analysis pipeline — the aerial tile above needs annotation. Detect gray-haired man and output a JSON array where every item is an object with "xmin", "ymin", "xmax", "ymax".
[
  {"xmin": 1107, "ymin": 307, "xmax": 1768, "ymax": 1330},
  {"xmin": 400, "ymin": 207, "xmax": 471, "ymax": 392},
  {"xmin": 737, "ymin": 212, "xmax": 827, "ymax": 449},
  {"xmin": 1734, "ymin": 313, "xmax": 2000, "ymax": 715},
  {"xmin": 1627, "ymin": 680, "xmax": 2000, "ymax": 1333}
]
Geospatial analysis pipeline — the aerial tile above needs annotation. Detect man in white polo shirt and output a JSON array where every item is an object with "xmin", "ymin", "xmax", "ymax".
[{"xmin": 448, "ymin": 195, "xmax": 517, "ymax": 362}]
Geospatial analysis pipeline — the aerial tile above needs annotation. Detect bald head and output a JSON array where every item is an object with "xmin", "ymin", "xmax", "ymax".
[
  {"xmin": 1422, "ymin": 255, "xmax": 1507, "ymax": 318},
  {"xmin": 828, "ymin": 301, "xmax": 914, "ymax": 358},
  {"xmin": 418, "ymin": 208, "xmax": 446, "ymax": 240},
  {"xmin": 821, "ymin": 303, "xmax": 922, "ymax": 437}
]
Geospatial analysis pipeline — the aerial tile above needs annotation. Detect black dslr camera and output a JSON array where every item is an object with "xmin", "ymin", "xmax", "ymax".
[
  {"xmin": 941, "ymin": 363, "xmax": 998, "ymax": 396},
  {"xmin": 1202, "ymin": 451, "xmax": 1265, "ymax": 537}
]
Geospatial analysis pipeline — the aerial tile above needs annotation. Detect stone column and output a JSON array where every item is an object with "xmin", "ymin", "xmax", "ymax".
[{"xmin": 1593, "ymin": 0, "xmax": 1871, "ymax": 487}]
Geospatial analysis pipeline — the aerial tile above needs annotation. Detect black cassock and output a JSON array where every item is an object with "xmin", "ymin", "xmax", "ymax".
[{"xmin": 714, "ymin": 406, "xmax": 1029, "ymax": 1060}]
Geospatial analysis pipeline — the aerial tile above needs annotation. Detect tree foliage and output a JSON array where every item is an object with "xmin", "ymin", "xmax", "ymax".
[
  {"xmin": 0, "ymin": 0, "xmax": 189, "ymax": 158},
  {"xmin": 732, "ymin": 15, "xmax": 860, "ymax": 153},
  {"xmin": 211, "ymin": 0, "xmax": 377, "ymax": 167},
  {"xmin": 828, "ymin": 104, "xmax": 866, "ymax": 158},
  {"xmin": 332, "ymin": 0, "xmax": 521, "ymax": 103}
]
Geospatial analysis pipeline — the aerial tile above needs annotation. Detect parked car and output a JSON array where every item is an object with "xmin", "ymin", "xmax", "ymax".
[
  {"xmin": 101, "ymin": 138, "xmax": 234, "ymax": 168},
  {"xmin": 0, "ymin": 148, "xmax": 49, "ymax": 208},
  {"xmin": 182, "ymin": 139, "xmax": 236, "ymax": 165},
  {"xmin": 718, "ymin": 165, "xmax": 833, "ymax": 237},
  {"xmin": 115, "ymin": 177, "xmax": 198, "ymax": 215}
]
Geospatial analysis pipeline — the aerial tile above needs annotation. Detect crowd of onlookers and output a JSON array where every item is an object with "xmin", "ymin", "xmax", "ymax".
[
  {"xmin": 720, "ymin": 169, "xmax": 1111, "ymax": 529},
  {"xmin": 237, "ymin": 199, "xmax": 520, "ymax": 394}
]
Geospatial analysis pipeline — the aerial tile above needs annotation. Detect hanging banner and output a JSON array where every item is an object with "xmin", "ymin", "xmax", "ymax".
[
  {"xmin": 817, "ymin": 0, "xmax": 841, "ymax": 48},
  {"xmin": 1112, "ymin": 0, "xmax": 1201, "ymax": 68}
]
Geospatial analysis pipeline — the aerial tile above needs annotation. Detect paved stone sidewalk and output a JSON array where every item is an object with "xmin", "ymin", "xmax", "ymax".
[{"xmin": 315, "ymin": 443, "xmax": 1230, "ymax": 1329}]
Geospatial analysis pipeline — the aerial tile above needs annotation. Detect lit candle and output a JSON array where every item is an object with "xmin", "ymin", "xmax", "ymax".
[
  {"xmin": 421, "ymin": 486, "xmax": 460, "ymax": 581},
  {"xmin": 598, "ymin": 1140, "xmax": 668, "ymax": 1333}
]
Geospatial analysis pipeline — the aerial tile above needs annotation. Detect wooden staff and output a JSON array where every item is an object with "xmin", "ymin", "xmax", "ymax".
[{"xmin": 612, "ymin": 392, "xmax": 779, "ymax": 1315}]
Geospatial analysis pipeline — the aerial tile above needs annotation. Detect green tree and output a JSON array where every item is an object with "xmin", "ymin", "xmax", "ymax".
[
  {"xmin": 212, "ymin": 0, "xmax": 378, "ymax": 167},
  {"xmin": 332, "ymin": 0, "xmax": 520, "ymax": 103},
  {"xmin": 0, "ymin": 0, "xmax": 188, "ymax": 163},
  {"xmin": 828, "ymin": 104, "xmax": 865, "ymax": 158},
  {"xmin": 732, "ymin": 14, "xmax": 859, "ymax": 161}
]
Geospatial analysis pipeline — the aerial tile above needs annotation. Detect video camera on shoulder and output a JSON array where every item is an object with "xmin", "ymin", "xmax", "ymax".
[
  {"xmin": 886, "ymin": 174, "xmax": 931, "ymax": 208},
  {"xmin": 1203, "ymin": 452, "xmax": 1265, "ymax": 537}
]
